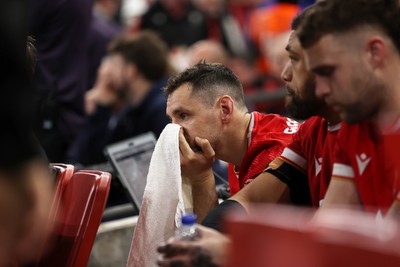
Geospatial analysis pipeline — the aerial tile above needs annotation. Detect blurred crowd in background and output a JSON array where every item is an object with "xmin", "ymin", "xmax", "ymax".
[{"xmin": 30, "ymin": 0, "xmax": 316, "ymax": 165}]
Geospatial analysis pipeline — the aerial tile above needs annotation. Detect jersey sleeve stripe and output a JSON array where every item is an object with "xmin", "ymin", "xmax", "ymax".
[
  {"xmin": 280, "ymin": 147, "xmax": 307, "ymax": 171},
  {"xmin": 332, "ymin": 163, "xmax": 355, "ymax": 179}
]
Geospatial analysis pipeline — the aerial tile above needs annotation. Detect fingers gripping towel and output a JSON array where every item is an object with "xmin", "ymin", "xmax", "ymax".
[{"xmin": 126, "ymin": 124, "xmax": 193, "ymax": 267}]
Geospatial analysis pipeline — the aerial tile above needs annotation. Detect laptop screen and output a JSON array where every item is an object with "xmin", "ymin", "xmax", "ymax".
[{"xmin": 104, "ymin": 132, "xmax": 156, "ymax": 209}]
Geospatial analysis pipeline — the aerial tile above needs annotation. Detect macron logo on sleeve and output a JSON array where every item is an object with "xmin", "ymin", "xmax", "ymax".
[
  {"xmin": 315, "ymin": 157, "xmax": 322, "ymax": 176},
  {"xmin": 356, "ymin": 153, "xmax": 371, "ymax": 175}
]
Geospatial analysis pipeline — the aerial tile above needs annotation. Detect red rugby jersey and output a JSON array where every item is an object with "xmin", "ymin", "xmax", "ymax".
[
  {"xmin": 228, "ymin": 112, "xmax": 299, "ymax": 195},
  {"xmin": 280, "ymin": 116, "xmax": 341, "ymax": 207},
  {"xmin": 331, "ymin": 121, "xmax": 398, "ymax": 214}
]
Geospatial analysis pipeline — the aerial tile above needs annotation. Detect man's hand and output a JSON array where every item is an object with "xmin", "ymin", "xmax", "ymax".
[
  {"xmin": 178, "ymin": 129, "xmax": 219, "ymax": 222},
  {"xmin": 157, "ymin": 225, "xmax": 230, "ymax": 267},
  {"xmin": 178, "ymin": 130, "xmax": 215, "ymax": 185},
  {"xmin": 85, "ymin": 57, "xmax": 122, "ymax": 114}
]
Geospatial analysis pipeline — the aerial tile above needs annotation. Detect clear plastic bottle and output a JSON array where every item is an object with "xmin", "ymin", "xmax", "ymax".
[{"xmin": 174, "ymin": 213, "xmax": 201, "ymax": 241}]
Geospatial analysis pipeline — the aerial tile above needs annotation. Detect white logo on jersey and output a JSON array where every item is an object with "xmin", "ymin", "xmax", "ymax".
[
  {"xmin": 315, "ymin": 157, "xmax": 322, "ymax": 176},
  {"xmin": 284, "ymin": 118, "xmax": 299, "ymax": 134},
  {"xmin": 356, "ymin": 153, "xmax": 371, "ymax": 175}
]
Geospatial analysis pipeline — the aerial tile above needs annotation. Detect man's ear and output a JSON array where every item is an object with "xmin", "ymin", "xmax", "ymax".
[
  {"xmin": 125, "ymin": 63, "xmax": 138, "ymax": 79},
  {"xmin": 366, "ymin": 37, "xmax": 387, "ymax": 69},
  {"xmin": 218, "ymin": 95, "xmax": 234, "ymax": 123}
]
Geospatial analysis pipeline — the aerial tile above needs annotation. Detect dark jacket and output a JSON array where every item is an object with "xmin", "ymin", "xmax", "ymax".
[{"xmin": 68, "ymin": 78, "xmax": 170, "ymax": 165}]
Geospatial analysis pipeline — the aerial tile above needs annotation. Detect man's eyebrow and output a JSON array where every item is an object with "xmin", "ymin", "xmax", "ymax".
[
  {"xmin": 286, "ymin": 44, "xmax": 298, "ymax": 56},
  {"xmin": 166, "ymin": 109, "xmax": 182, "ymax": 121},
  {"xmin": 310, "ymin": 65, "xmax": 334, "ymax": 74},
  {"xmin": 170, "ymin": 107, "xmax": 185, "ymax": 117}
]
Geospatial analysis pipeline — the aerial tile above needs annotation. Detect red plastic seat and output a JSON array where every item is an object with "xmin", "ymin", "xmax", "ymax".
[
  {"xmin": 311, "ymin": 209, "xmax": 400, "ymax": 267},
  {"xmin": 225, "ymin": 205, "xmax": 400, "ymax": 267},
  {"xmin": 224, "ymin": 204, "xmax": 319, "ymax": 267},
  {"xmin": 36, "ymin": 168, "xmax": 112, "ymax": 267},
  {"xmin": 74, "ymin": 170, "xmax": 112, "ymax": 267},
  {"xmin": 48, "ymin": 163, "xmax": 76, "ymax": 223}
]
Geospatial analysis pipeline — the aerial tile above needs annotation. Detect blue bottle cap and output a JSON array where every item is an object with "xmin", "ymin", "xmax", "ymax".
[{"xmin": 181, "ymin": 213, "xmax": 197, "ymax": 225}]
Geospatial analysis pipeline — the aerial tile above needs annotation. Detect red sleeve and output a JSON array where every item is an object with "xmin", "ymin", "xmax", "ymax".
[
  {"xmin": 331, "ymin": 124, "xmax": 355, "ymax": 181},
  {"xmin": 280, "ymin": 122, "xmax": 307, "ymax": 172}
]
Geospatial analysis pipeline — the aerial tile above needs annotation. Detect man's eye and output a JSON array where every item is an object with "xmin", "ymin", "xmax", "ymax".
[
  {"xmin": 180, "ymin": 113, "xmax": 187, "ymax": 120},
  {"xmin": 289, "ymin": 56, "xmax": 298, "ymax": 63},
  {"xmin": 315, "ymin": 66, "xmax": 335, "ymax": 77}
]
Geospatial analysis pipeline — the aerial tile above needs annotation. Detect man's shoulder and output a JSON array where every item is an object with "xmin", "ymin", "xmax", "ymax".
[
  {"xmin": 337, "ymin": 121, "xmax": 373, "ymax": 143},
  {"xmin": 253, "ymin": 112, "xmax": 300, "ymax": 134},
  {"xmin": 298, "ymin": 116, "xmax": 327, "ymax": 133},
  {"xmin": 334, "ymin": 121, "xmax": 379, "ymax": 170},
  {"xmin": 253, "ymin": 112, "xmax": 293, "ymax": 122}
]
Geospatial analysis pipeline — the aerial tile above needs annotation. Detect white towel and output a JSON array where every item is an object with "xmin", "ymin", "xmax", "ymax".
[{"xmin": 126, "ymin": 124, "xmax": 193, "ymax": 267}]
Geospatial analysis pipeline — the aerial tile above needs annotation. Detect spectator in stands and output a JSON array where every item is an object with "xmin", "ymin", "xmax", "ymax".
[
  {"xmin": 92, "ymin": 0, "xmax": 121, "ymax": 26},
  {"xmin": 68, "ymin": 31, "xmax": 171, "ymax": 166},
  {"xmin": 87, "ymin": 0, "xmax": 123, "ymax": 88},
  {"xmin": 193, "ymin": 0, "xmax": 250, "ymax": 60},
  {"xmin": 119, "ymin": 0, "xmax": 149, "ymax": 31},
  {"xmin": 187, "ymin": 40, "xmax": 230, "ymax": 67},
  {"xmin": 138, "ymin": 0, "xmax": 208, "ymax": 49}
]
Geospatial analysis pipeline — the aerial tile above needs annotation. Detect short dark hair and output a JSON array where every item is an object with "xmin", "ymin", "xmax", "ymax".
[
  {"xmin": 164, "ymin": 62, "xmax": 247, "ymax": 109},
  {"xmin": 108, "ymin": 30, "xmax": 169, "ymax": 82},
  {"xmin": 291, "ymin": 4, "xmax": 315, "ymax": 31},
  {"xmin": 298, "ymin": 0, "xmax": 400, "ymax": 52}
]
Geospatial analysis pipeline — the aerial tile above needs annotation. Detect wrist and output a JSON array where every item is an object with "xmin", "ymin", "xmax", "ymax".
[{"xmin": 190, "ymin": 170, "xmax": 216, "ymax": 188}]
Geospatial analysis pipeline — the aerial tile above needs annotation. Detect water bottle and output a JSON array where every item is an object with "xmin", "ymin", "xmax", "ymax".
[{"xmin": 174, "ymin": 213, "xmax": 201, "ymax": 241}]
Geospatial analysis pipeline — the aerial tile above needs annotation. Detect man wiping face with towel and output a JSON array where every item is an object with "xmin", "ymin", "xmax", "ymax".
[{"xmin": 165, "ymin": 62, "xmax": 300, "ymax": 223}]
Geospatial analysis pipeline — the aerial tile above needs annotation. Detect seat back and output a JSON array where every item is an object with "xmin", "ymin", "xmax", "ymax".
[
  {"xmin": 74, "ymin": 170, "xmax": 112, "ymax": 267},
  {"xmin": 29, "ymin": 164, "xmax": 76, "ymax": 264},
  {"xmin": 311, "ymin": 209, "xmax": 400, "ymax": 267},
  {"xmin": 226, "ymin": 206, "xmax": 400, "ymax": 267},
  {"xmin": 37, "ymin": 169, "xmax": 111, "ymax": 267},
  {"xmin": 48, "ymin": 164, "xmax": 76, "ymax": 224},
  {"xmin": 224, "ymin": 204, "xmax": 319, "ymax": 267}
]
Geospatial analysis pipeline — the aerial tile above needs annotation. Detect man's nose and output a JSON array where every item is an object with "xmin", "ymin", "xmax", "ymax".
[
  {"xmin": 280, "ymin": 61, "xmax": 292, "ymax": 82},
  {"xmin": 315, "ymin": 76, "xmax": 331, "ymax": 99}
]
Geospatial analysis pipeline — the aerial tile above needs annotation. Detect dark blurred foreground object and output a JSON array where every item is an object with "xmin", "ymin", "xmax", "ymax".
[
  {"xmin": 0, "ymin": 0, "xmax": 45, "ymax": 169},
  {"xmin": 0, "ymin": 0, "xmax": 56, "ymax": 265}
]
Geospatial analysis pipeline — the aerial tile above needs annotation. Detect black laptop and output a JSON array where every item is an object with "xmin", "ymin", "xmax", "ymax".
[{"xmin": 104, "ymin": 132, "xmax": 156, "ymax": 210}]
